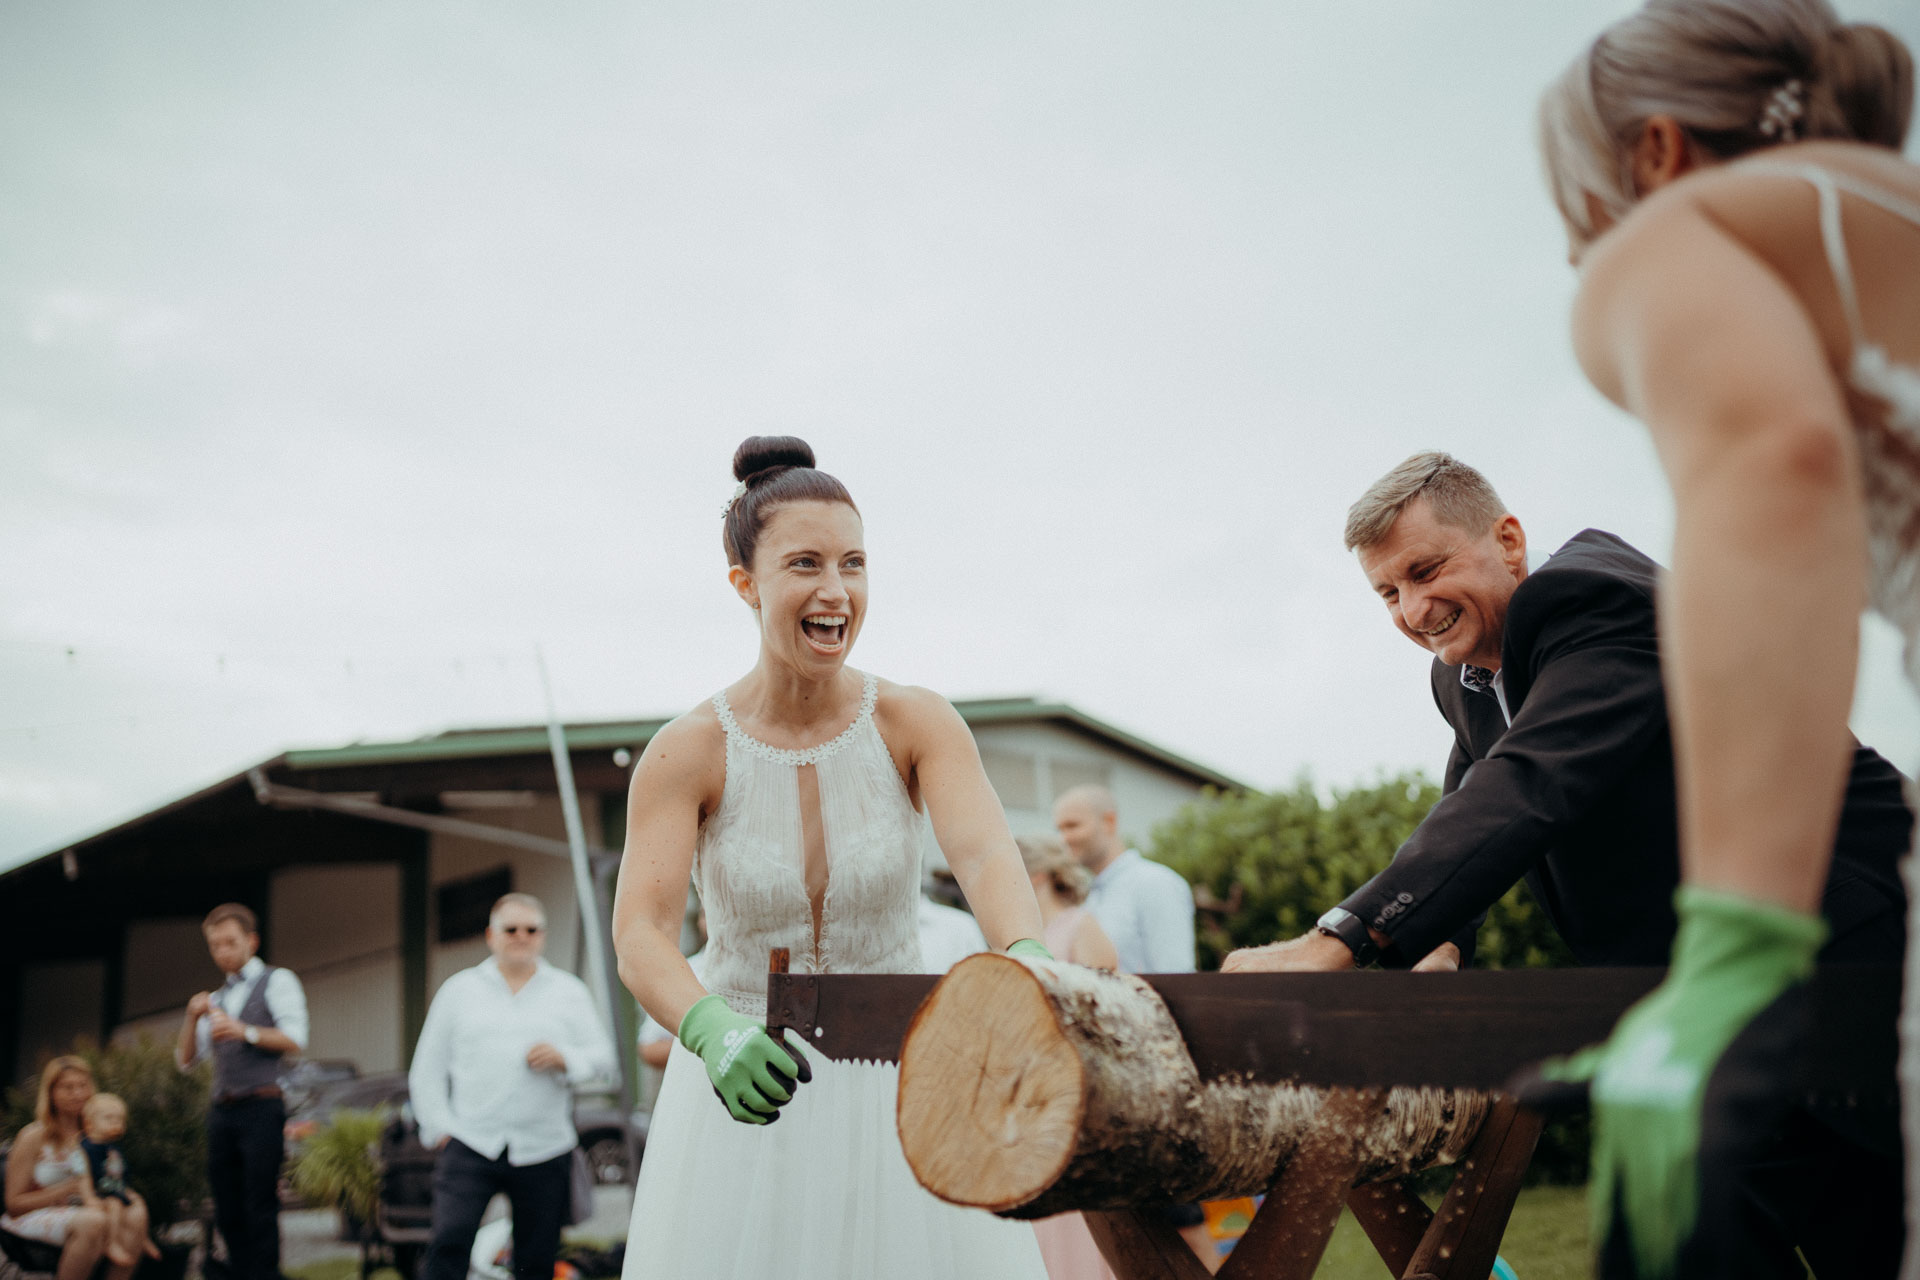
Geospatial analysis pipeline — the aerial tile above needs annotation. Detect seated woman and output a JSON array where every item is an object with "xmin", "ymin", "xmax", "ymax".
[{"xmin": 2, "ymin": 1056, "xmax": 147, "ymax": 1280}]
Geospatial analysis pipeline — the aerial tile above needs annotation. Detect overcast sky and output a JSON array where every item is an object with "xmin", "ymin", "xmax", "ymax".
[{"xmin": 6, "ymin": 1, "xmax": 1918, "ymax": 874}]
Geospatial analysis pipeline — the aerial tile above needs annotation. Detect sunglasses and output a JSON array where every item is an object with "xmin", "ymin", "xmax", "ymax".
[{"xmin": 498, "ymin": 925, "xmax": 543, "ymax": 936}]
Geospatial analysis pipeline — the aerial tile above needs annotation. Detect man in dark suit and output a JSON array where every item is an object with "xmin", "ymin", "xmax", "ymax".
[
  {"xmin": 1222, "ymin": 452, "xmax": 1912, "ymax": 1275},
  {"xmin": 1223, "ymin": 451, "xmax": 1909, "ymax": 974}
]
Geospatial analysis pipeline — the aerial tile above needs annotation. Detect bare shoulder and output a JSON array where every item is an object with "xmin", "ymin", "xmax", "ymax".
[
  {"xmin": 630, "ymin": 705, "xmax": 726, "ymax": 799},
  {"xmin": 872, "ymin": 678, "xmax": 966, "ymax": 745},
  {"xmin": 1571, "ymin": 185, "xmax": 1762, "ymax": 402},
  {"xmin": 7, "ymin": 1123, "xmax": 43, "ymax": 1168}
]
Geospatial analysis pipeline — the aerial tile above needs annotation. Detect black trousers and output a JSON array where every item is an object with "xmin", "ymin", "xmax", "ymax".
[
  {"xmin": 206, "ymin": 1096, "xmax": 285, "ymax": 1280},
  {"xmin": 423, "ymin": 1140, "xmax": 571, "ymax": 1280},
  {"xmin": 1599, "ymin": 983, "xmax": 1905, "ymax": 1278}
]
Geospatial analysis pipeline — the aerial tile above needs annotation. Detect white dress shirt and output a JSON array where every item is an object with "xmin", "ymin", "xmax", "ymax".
[
  {"xmin": 184, "ymin": 955, "xmax": 311, "ymax": 1066},
  {"xmin": 408, "ymin": 957, "xmax": 617, "ymax": 1165},
  {"xmin": 1084, "ymin": 849, "xmax": 1197, "ymax": 974}
]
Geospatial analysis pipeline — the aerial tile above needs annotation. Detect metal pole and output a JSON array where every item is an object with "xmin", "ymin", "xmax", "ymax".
[{"xmin": 535, "ymin": 647, "xmax": 624, "ymax": 1042}]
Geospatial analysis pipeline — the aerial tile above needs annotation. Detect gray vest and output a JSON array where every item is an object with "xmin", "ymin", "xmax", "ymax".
[{"xmin": 211, "ymin": 967, "xmax": 285, "ymax": 1101}]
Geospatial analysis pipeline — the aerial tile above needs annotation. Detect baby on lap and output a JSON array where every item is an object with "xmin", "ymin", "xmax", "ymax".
[{"xmin": 80, "ymin": 1094, "xmax": 156, "ymax": 1264}]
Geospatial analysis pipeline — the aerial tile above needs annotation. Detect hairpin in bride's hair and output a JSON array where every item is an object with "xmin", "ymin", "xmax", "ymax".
[
  {"xmin": 1756, "ymin": 78, "xmax": 1806, "ymax": 142},
  {"xmin": 721, "ymin": 480, "xmax": 748, "ymax": 518}
]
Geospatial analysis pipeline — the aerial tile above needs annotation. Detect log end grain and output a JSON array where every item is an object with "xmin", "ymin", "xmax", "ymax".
[{"xmin": 897, "ymin": 953, "xmax": 1087, "ymax": 1211}]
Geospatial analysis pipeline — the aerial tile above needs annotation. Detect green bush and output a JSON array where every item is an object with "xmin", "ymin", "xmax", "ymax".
[
  {"xmin": 289, "ymin": 1107, "xmax": 388, "ymax": 1226},
  {"xmin": 1150, "ymin": 774, "xmax": 1571, "ymax": 972},
  {"xmin": 2, "ymin": 1036, "xmax": 212, "ymax": 1228}
]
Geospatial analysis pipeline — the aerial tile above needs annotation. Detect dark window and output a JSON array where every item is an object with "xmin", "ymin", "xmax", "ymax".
[{"xmin": 436, "ymin": 867, "xmax": 512, "ymax": 943}]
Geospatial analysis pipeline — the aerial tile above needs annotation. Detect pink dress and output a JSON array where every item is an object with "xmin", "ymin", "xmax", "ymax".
[
  {"xmin": 1041, "ymin": 907, "xmax": 1090, "ymax": 965},
  {"xmin": 1032, "ymin": 906, "xmax": 1119, "ymax": 1280}
]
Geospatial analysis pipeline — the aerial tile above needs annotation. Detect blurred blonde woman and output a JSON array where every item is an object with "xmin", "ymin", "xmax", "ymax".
[
  {"xmin": 1017, "ymin": 837, "xmax": 1120, "ymax": 971},
  {"xmin": 1535, "ymin": 1, "xmax": 1918, "ymax": 1276},
  {"xmin": 1, "ymin": 1057, "xmax": 147, "ymax": 1280}
]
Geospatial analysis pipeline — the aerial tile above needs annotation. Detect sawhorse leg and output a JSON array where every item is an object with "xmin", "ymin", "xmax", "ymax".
[{"xmin": 1346, "ymin": 1095, "xmax": 1544, "ymax": 1280}]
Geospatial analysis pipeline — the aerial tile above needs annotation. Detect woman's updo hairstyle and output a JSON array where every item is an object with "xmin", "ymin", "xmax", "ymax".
[
  {"xmin": 722, "ymin": 435, "xmax": 858, "ymax": 569},
  {"xmin": 1541, "ymin": 0, "xmax": 1914, "ymax": 240}
]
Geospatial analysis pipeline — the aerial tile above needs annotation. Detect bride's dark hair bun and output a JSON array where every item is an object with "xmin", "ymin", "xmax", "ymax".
[
  {"xmin": 723, "ymin": 435, "xmax": 858, "ymax": 568},
  {"xmin": 733, "ymin": 435, "xmax": 816, "ymax": 482}
]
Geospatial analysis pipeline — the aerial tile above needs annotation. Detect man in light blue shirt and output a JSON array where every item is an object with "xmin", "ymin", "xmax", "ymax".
[{"xmin": 1053, "ymin": 785, "xmax": 1195, "ymax": 974}]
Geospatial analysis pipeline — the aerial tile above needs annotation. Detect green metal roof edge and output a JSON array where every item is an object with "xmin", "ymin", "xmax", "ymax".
[
  {"xmin": 282, "ymin": 721, "xmax": 668, "ymax": 770},
  {"xmin": 281, "ymin": 697, "xmax": 1249, "ymax": 792},
  {"xmin": 8, "ymin": 699, "xmax": 1247, "ymax": 880}
]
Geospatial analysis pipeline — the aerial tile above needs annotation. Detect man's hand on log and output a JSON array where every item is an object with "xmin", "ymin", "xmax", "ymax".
[
  {"xmin": 1220, "ymin": 935, "xmax": 1461, "ymax": 972},
  {"xmin": 1220, "ymin": 932, "xmax": 1353, "ymax": 972}
]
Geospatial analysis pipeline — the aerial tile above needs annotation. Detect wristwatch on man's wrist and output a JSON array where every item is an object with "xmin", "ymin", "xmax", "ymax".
[
  {"xmin": 243, "ymin": 1024, "xmax": 261, "ymax": 1046},
  {"xmin": 1315, "ymin": 906, "xmax": 1380, "ymax": 967}
]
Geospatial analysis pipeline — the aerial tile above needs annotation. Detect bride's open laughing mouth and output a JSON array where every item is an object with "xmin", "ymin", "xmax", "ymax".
[{"xmin": 801, "ymin": 613, "xmax": 849, "ymax": 653}]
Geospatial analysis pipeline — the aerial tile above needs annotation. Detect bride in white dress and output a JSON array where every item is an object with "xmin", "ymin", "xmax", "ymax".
[
  {"xmin": 610, "ymin": 436, "xmax": 1051, "ymax": 1279},
  {"xmin": 1536, "ymin": 2, "xmax": 1920, "ymax": 1275}
]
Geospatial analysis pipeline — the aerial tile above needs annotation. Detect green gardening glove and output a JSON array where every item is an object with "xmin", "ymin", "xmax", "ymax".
[
  {"xmin": 1540, "ymin": 885, "xmax": 1825, "ymax": 1278},
  {"xmin": 677, "ymin": 994, "xmax": 811, "ymax": 1125},
  {"xmin": 1006, "ymin": 938, "xmax": 1054, "ymax": 961}
]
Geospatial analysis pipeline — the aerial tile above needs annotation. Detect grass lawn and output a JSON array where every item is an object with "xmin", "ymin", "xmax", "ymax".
[
  {"xmin": 1304, "ymin": 1185, "xmax": 1590, "ymax": 1279},
  {"xmin": 288, "ymin": 1187, "xmax": 1592, "ymax": 1280}
]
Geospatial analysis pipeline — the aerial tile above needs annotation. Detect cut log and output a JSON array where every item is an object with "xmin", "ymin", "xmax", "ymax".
[{"xmin": 897, "ymin": 953, "xmax": 1490, "ymax": 1219}]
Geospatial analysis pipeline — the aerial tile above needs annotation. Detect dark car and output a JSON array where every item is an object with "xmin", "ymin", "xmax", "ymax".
[{"xmin": 283, "ymin": 1070, "xmax": 647, "ymax": 1185}]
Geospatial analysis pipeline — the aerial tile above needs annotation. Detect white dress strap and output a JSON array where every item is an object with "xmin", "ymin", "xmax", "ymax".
[{"xmin": 1744, "ymin": 162, "xmax": 1920, "ymax": 353}]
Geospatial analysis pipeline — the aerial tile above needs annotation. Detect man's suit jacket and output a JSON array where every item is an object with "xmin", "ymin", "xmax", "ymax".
[{"xmin": 1341, "ymin": 529, "xmax": 1912, "ymax": 967}]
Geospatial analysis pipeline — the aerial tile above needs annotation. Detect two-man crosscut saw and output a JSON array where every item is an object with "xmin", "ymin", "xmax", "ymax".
[{"xmin": 764, "ymin": 952, "xmax": 1899, "ymax": 1096}]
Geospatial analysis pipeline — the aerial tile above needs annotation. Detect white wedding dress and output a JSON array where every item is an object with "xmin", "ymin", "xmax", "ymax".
[{"xmin": 622, "ymin": 672, "xmax": 1046, "ymax": 1280}]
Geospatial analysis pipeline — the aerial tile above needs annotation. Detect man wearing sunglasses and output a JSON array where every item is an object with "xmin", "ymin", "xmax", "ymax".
[{"xmin": 409, "ymin": 893, "xmax": 617, "ymax": 1280}]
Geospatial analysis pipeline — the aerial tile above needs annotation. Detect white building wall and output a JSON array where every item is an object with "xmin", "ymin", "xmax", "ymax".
[
  {"xmin": 269, "ymin": 864, "xmax": 403, "ymax": 1072},
  {"xmin": 929, "ymin": 722, "xmax": 1221, "ymax": 868}
]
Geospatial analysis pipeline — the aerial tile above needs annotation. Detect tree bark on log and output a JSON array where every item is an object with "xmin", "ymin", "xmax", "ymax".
[{"xmin": 897, "ymin": 954, "xmax": 1490, "ymax": 1219}]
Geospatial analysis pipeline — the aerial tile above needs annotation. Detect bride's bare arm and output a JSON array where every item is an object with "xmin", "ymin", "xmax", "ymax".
[
  {"xmin": 1573, "ymin": 198, "xmax": 1864, "ymax": 915},
  {"xmin": 612, "ymin": 714, "xmax": 724, "ymax": 1036},
  {"xmin": 889, "ymin": 687, "xmax": 1045, "ymax": 950}
]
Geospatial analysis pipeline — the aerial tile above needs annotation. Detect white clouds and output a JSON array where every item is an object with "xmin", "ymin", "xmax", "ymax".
[
  {"xmin": 2, "ymin": 0, "xmax": 1917, "ymax": 873},
  {"xmin": 25, "ymin": 289, "xmax": 199, "ymax": 365}
]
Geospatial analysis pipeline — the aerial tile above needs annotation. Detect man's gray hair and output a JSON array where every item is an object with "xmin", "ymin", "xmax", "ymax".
[
  {"xmin": 1343, "ymin": 452, "xmax": 1509, "ymax": 551},
  {"xmin": 489, "ymin": 892, "xmax": 546, "ymax": 927}
]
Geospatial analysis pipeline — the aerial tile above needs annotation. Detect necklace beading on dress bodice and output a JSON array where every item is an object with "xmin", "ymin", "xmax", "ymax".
[
  {"xmin": 693, "ymin": 672, "xmax": 926, "ymax": 1017},
  {"xmin": 710, "ymin": 675, "xmax": 879, "ymax": 766}
]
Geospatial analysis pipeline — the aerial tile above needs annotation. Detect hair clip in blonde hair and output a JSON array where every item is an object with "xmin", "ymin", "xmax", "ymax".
[
  {"xmin": 1757, "ymin": 79, "xmax": 1806, "ymax": 142},
  {"xmin": 721, "ymin": 480, "xmax": 747, "ymax": 518}
]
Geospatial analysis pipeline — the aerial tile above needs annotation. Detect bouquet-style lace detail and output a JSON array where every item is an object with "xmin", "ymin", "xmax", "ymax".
[{"xmin": 710, "ymin": 675, "xmax": 880, "ymax": 766}]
